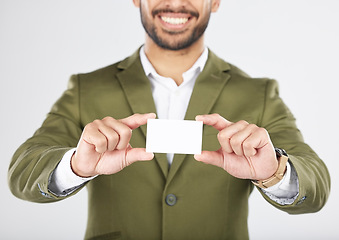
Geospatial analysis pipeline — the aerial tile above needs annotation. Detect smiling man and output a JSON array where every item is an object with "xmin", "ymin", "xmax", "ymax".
[{"xmin": 8, "ymin": 1, "xmax": 330, "ymax": 240}]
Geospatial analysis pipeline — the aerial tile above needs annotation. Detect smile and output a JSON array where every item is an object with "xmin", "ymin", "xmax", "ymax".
[{"xmin": 161, "ymin": 16, "xmax": 189, "ymax": 25}]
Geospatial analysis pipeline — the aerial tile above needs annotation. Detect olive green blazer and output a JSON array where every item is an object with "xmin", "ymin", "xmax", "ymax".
[{"xmin": 8, "ymin": 49, "xmax": 330, "ymax": 240}]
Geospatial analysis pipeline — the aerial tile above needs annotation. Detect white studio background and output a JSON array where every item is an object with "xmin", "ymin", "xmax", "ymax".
[{"xmin": 0, "ymin": 1, "xmax": 338, "ymax": 239}]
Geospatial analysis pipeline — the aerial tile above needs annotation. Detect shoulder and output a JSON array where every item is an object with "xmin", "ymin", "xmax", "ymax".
[
  {"xmin": 207, "ymin": 49, "xmax": 277, "ymax": 89},
  {"xmin": 74, "ymin": 48, "xmax": 142, "ymax": 84},
  {"xmin": 228, "ymin": 63, "xmax": 278, "ymax": 92}
]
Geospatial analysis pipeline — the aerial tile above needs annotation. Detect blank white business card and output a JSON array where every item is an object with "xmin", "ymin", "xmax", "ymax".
[{"xmin": 146, "ymin": 119, "xmax": 203, "ymax": 154}]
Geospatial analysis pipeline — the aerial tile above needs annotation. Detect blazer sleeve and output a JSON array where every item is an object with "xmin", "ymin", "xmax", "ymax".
[
  {"xmin": 8, "ymin": 75, "xmax": 84, "ymax": 202},
  {"xmin": 258, "ymin": 79, "xmax": 331, "ymax": 214}
]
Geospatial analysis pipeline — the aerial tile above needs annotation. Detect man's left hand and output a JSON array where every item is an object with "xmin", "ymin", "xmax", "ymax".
[{"xmin": 194, "ymin": 114, "xmax": 278, "ymax": 180}]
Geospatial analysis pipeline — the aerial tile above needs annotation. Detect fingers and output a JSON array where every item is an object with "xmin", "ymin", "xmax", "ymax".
[
  {"xmin": 73, "ymin": 113, "xmax": 156, "ymax": 177},
  {"xmin": 83, "ymin": 118, "xmax": 129, "ymax": 153},
  {"xmin": 196, "ymin": 114, "xmax": 270, "ymax": 158},
  {"xmin": 83, "ymin": 113, "xmax": 156, "ymax": 153},
  {"xmin": 120, "ymin": 113, "xmax": 156, "ymax": 130},
  {"xmin": 218, "ymin": 120, "xmax": 270, "ymax": 157},
  {"xmin": 102, "ymin": 117, "xmax": 132, "ymax": 150}
]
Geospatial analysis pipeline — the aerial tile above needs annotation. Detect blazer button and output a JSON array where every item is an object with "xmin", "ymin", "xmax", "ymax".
[{"xmin": 165, "ymin": 194, "xmax": 177, "ymax": 206}]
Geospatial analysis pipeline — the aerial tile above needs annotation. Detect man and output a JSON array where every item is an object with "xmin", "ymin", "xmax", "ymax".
[{"xmin": 8, "ymin": 0, "xmax": 330, "ymax": 239}]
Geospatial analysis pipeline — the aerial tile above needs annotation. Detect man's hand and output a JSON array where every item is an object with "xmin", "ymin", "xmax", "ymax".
[
  {"xmin": 194, "ymin": 114, "xmax": 278, "ymax": 180},
  {"xmin": 71, "ymin": 113, "xmax": 156, "ymax": 178}
]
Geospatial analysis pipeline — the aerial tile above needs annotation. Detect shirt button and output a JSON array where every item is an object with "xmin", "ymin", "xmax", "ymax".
[{"xmin": 165, "ymin": 194, "xmax": 177, "ymax": 206}]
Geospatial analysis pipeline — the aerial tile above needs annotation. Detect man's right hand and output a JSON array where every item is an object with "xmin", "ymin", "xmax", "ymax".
[{"xmin": 71, "ymin": 113, "xmax": 156, "ymax": 178}]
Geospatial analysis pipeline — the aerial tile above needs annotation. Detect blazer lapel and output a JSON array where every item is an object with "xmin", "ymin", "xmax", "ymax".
[
  {"xmin": 116, "ymin": 50, "xmax": 169, "ymax": 177},
  {"xmin": 167, "ymin": 50, "xmax": 232, "ymax": 184},
  {"xmin": 116, "ymin": 50, "xmax": 156, "ymax": 131}
]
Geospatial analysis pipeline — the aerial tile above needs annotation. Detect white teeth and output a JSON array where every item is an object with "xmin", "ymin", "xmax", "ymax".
[{"xmin": 161, "ymin": 16, "xmax": 188, "ymax": 25}]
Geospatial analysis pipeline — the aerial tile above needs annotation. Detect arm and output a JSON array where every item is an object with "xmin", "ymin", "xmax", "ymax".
[
  {"xmin": 8, "ymin": 76, "xmax": 83, "ymax": 202},
  {"xmin": 8, "ymin": 75, "xmax": 155, "ymax": 202},
  {"xmin": 259, "ymin": 79, "xmax": 330, "ymax": 213},
  {"xmin": 194, "ymin": 79, "xmax": 330, "ymax": 214}
]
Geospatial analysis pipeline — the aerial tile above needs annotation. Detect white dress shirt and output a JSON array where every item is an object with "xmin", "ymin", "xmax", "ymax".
[
  {"xmin": 49, "ymin": 47, "xmax": 299, "ymax": 204},
  {"xmin": 140, "ymin": 46, "xmax": 208, "ymax": 165}
]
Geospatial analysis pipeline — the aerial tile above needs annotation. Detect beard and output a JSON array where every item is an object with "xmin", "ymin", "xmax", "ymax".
[{"xmin": 140, "ymin": 6, "xmax": 211, "ymax": 51}]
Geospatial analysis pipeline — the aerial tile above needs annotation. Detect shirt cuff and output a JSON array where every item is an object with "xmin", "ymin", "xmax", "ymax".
[
  {"xmin": 48, "ymin": 148, "xmax": 97, "ymax": 196},
  {"xmin": 261, "ymin": 161, "xmax": 299, "ymax": 205}
]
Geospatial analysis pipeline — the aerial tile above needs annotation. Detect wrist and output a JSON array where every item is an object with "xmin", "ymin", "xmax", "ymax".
[
  {"xmin": 70, "ymin": 152, "xmax": 94, "ymax": 178},
  {"xmin": 49, "ymin": 148, "xmax": 96, "ymax": 195},
  {"xmin": 252, "ymin": 148, "xmax": 288, "ymax": 189}
]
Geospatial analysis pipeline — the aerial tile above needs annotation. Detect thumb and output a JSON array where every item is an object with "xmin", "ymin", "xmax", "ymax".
[
  {"xmin": 195, "ymin": 114, "xmax": 232, "ymax": 131},
  {"xmin": 125, "ymin": 148, "xmax": 154, "ymax": 165},
  {"xmin": 194, "ymin": 150, "xmax": 224, "ymax": 169}
]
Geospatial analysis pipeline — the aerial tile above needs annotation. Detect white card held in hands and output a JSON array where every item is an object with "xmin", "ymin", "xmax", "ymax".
[{"xmin": 146, "ymin": 119, "xmax": 203, "ymax": 154}]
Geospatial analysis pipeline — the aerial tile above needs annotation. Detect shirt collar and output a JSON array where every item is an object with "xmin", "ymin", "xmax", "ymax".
[{"xmin": 139, "ymin": 46, "xmax": 208, "ymax": 80}]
